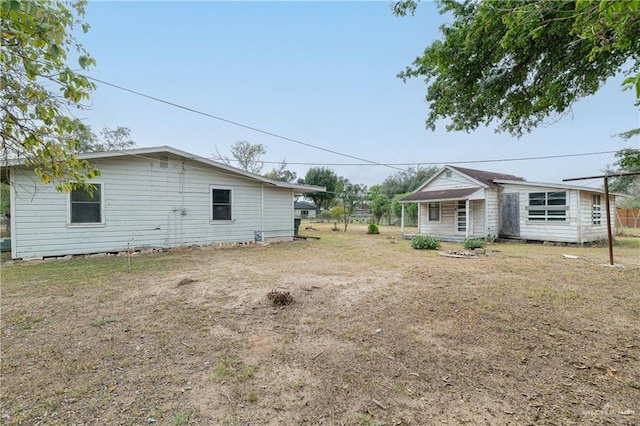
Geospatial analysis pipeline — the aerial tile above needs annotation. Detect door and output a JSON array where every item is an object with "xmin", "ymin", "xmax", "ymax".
[
  {"xmin": 456, "ymin": 200, "xmax": 467, "ymax": 233},
  {"xmin": 500, "ymin": 193, "xmax": 520, "ymax": 237}
]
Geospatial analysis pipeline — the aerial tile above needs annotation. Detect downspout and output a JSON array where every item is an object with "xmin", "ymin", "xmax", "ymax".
[{"xmin": 401, "ymin": 204, "xmax": 405, "ymax": 236}]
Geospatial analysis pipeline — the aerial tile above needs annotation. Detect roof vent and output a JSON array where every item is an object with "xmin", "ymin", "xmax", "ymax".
[
  {"xmin": 445, "ymin": 171, "xmax": 452, "ymax": 178},
  {"xmin": 159, "ymin": 155, "xmax": 169, "ymax": 168}
]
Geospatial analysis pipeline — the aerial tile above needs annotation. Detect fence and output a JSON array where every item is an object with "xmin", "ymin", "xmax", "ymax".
[{"xmin": 616, "ymin": 208, "xmax": 640, "ymax": 228}]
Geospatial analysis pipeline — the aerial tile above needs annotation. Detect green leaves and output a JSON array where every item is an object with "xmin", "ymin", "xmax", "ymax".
[
  {"xmin": 1, "ymin": 0, "xmax": 98, "ymax": 190},
  {"xmin": 399, "ymin": 0, "xmax": 640, "ymax": 136}
]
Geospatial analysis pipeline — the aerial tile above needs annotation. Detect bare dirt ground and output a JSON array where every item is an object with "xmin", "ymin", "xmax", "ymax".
[{"xmin": 1, "ymin": 223, "xmax": 639, "ymax": 425}]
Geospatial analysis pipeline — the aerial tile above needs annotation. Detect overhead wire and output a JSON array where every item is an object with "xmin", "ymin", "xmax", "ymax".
[{"xmin": 86, "ymin": 76, "xmax": 407, "ymax": 172}]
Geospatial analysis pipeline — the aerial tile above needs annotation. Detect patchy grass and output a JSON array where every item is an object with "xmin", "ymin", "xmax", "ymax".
[{"xmin": 1, "ymin": 223, "xmax": 639, "ymax": 424}]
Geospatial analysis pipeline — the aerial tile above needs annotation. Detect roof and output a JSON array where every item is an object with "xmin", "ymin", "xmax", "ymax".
[
  {"xmin": 1, "ymin": 146, "xmax": 325, "ymax": 193},
  {"xmin": 400, "ymin": 188, "xmax": 480, "ymax": 203},
  {"xmin": 494, "ymin": 179, "xmax": 616, "ymax": 195},
  {"xmin": 294, "ymin": 200, "xmax": 316, "ymax": 210},
  {"xmin": 448, "ymin": 165, "xmax": 522, "ymax": 188}
]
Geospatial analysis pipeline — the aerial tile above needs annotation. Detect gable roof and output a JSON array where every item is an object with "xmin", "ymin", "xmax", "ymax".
[
  {"xmin": 2, "ymin": 146, "xmax": 325, "ymax": 193},
  {"xmin": 448, "ymin": 166, "xmax": 522, "ymax": 188},
  {"xmin": 294, "ymin": 200, "xmax": 316, "ymax": 210},
  {"xmin": 400, "ymin": 188, "xmax": 480, "ymax": 203}
]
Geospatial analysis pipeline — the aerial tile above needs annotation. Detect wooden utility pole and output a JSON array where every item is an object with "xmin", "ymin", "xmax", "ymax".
[{"xmin": 563, "ymin": 171, "xmax": 640, "ymax": 266}]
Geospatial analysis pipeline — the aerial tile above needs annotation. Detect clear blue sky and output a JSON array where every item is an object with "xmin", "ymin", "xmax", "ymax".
[{"xmin": 79, "ymin": 1, "xmax": 640, "ymax": 189}]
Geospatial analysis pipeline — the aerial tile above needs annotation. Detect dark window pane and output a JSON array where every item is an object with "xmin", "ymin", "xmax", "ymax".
[
  {"xmin": 71, "ymin": 184, "xmax": 101, "ymax": 202},
  {"xmin": 548, "ymin": 192, "xmax": 566, "ymax": 205},
  {"xmin": 212, "ymin": 205, "xmax": 232, "ymax": 220},
  {"xmin": 212, "ymin": 189, "xmax": 230, "ymax": 204},
  {"xmin": 529, "ymin": 192, "xmax": 545, "ymax": 206},
  {"xmin": 71, "ymin": 203, "xmax": 101, "ymax": 223}
]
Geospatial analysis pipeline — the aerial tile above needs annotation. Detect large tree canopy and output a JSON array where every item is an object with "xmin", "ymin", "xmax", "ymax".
[
  {"xmin": 395, "ymin": 0, "xmax": 640, "ymax": 136},
  {"xmin": 298, "ymin": 167, "xmax": 339, "ymax": 214},
  {"xmin": 1, "ymin": 0, "xmax": 99, "ymax": 190}
]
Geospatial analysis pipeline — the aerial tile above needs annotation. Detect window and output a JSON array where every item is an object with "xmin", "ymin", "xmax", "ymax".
[
  {"xmin": 592, "ymin": 194, "xmax": 602, "ymax": 225},
  {"xmin": 70, "ymin": 184, "xmax": 103, "ymax": 224},
  {"xmin": 527, "ymin": 191, "xmax": 567, "ymax": 221},
  {"xmin": 211, "ymin": 188, "xmax": 232, "ymax": 221},
  {"xmin": 428, "ymin": 202, "xmax": 440, "ymax": 221}
]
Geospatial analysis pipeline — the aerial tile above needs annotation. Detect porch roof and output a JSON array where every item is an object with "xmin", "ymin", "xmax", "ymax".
[{"xmin": 400, "ymin": 187, "xmax": 480, "ymax": 203}]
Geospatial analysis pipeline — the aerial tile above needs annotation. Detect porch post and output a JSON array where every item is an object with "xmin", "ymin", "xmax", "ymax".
[
  {"xmin": 401, "ymin": 204, "xmax": 405, "ymax": 235},
  {"xmin": 417, "ymin": 203, "xmax": 421, "ymax": 233},
  {"xmin": 465, "ymin": 198, "xmax": 470, "ymax": 239}
]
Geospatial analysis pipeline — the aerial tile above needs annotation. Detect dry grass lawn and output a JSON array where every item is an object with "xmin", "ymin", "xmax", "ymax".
[{"xmin": 1, "ymin": 223, "xmax": 639, "ymax": 425}]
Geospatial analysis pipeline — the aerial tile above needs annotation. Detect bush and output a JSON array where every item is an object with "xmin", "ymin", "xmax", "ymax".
[
  {"xmin": 367, "ymin": 221, "xmax": 380, "ymax": 234},
  {"xmin": 411, "ymin": 235, "xmax": 440, "ymax": 250},
  {"xmin": 463, "ymin": 238, "xmax": 486, "ymax": 250}
]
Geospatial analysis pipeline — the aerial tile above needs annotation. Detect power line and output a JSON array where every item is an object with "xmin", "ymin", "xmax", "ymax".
[
  {"xmin": 86, "ymin": 76, "xmax": 406, "ymax": 172},
  {"xmin": 212, "ymin": 150, "xmax": 618, "ymax": 167}
]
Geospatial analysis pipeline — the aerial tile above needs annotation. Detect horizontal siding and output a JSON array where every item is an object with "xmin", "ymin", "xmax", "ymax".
[
  {"xmin": 500, "ymin": 183, "xmax": 579, "ymax": 242},
  {"xmin": 471, "ymin": 199, "xmax": 485, "ymax": 238},
  {"xmin": 421, "ymin": 169, "xmax": 480, "ymax": 191},
  {"xmin": 486, "ymin": 189, "xmax": 499, "ymax": 238},
  {"xmin": 419, "ymin": 201, "xmax": 456, "ymax": 235},
  {"xmin": 11, "ymin": 155, "xmax": 294, "ymax": 258},
  {"xmin": 263, "ymin": 187, "xmax": 294, "ymax": 241},
  {"xmin": 578, "ymin": 191, "xmax": 614, "ymax": 242}
]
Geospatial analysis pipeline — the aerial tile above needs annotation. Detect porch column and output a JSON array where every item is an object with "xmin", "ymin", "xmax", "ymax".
[
  {"xmin": 417, "ymin": 203, "xmax": 421, "ymax": 233},
  {"xmin": 401, "ymin": 204, "xmax": 405, "ymax": 235},
  {"xmin": 465, "ymin": 198, "xmax": 470, "ymax": 239}
]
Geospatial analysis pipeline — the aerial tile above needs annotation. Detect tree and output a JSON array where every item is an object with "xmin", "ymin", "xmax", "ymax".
[
  {"xmin": 367, "ymin": 185, "xmax": 391, "ymax": 225},
  {"xmin": 335, "ymin": 178, "xmax": 367, "ymax": 232},
  {"xmin": 74, "ymin": 124, "xmax": 136, "ymax": 153},
  {"xmin": 380, "ymin": 165, "xmax": 438, "ymax": 198},
  {"xmin": 1, "ymin": 0, "xmax": 99, "ymax": 191},
  {"xmin": 298, "ymin": 167, "xmax": 339, "ymax": 214},
  {"xmin": 264, "ymin": 159, "xmax": 297, "ymax": 182},
  {"xmin": 395, "ymin": 0, "xmax": 640, "ymax": 137},
  {"xmin": 213, "ymin": 141, "xmax": 266, "ymax": 174},
  {"xmin": 606, "ymin": 148, "xmax": 640, "ymax": 207},
  {"xmin": 392, "ymin": 192, "xmax": 418, "ymax": 226}
]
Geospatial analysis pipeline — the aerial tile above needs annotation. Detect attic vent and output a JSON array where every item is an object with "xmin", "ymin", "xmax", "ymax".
[
  {"xmin": 445, "ymin": 171, "xmax": 452, "ymax": 178},
  {"xmin": 158, "ymin": 155, "xmax": 169, "ymax": 168}
]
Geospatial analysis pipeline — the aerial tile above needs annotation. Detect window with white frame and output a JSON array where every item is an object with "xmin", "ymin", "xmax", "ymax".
[
  {"xmin": 528, "ymin": 191, "xmax": 567, "ymax": 221},
  {"xmin": 211, "ymin": 188, "xmax": 232, "ymax": 221},
  {"xmin": 428, "ymin": 202, "xmax": 440, "ymax": 221},
  {"xmin": 592, "ymin": 194, "xmax": 602, "ymax": 225},
  {"xmin": 69, "ymin": 184, "xmax": 103, "ymax": 224}
]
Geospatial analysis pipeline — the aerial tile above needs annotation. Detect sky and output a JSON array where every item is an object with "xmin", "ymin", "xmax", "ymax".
[{"xmin": 77, "ymin": 1, "xmax": 640, "ymax": 190}]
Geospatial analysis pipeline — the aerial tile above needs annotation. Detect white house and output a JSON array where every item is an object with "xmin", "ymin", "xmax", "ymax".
[
  {"xmin": 294, "ymin": 200, "xmax": 317, "ymax": 219},
  {"xmin": 2, "ymin": 146, "xmax": 325, "ymax": 259},
  {"xmin": 399, "ymin": 165, "xmax": 615, "ymax": 244}
]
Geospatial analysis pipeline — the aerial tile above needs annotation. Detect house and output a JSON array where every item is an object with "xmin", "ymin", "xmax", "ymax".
[
  {"xmin": 1, "ymin": 146, "xmax": 325, "ymax": 259},
  {"xmin": 399, "ymin": 165, "xmax": 615, "ymax": 244},
  {"xmin": 294, "ymin": 200, "xmax": 317, "ymax": 219}
]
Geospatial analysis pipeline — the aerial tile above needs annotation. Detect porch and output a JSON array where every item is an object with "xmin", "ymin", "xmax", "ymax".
[{"xmin": 399, "ymin": 188, "xmax": 490, "ymax": 240}]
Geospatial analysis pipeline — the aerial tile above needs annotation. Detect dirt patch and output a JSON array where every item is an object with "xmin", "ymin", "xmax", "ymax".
[{"xmin": 1, "ymin": 223, "xmax": 639, "ymax": 425}]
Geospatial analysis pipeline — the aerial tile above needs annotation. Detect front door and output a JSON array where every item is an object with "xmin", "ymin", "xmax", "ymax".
[
  {"xmin": 500, "ymin": 193, "xmax": 520, "ymax": 237},
  {"xmin": 456, "ymin": 201, "xmax": 466, "ymax": 233}
]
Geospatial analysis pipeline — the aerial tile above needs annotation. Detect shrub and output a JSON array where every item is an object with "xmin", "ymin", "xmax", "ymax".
[
  {"xmin": 463, "ymin": 238, "xmax": 486, "ymax": 250},
  {"xmin": 411, "ymin": 235, "xmax": 440, "ymax": 250},
  {"xmin": 367, "ymin": 221, "xmax": 380, "ymax": 234}
]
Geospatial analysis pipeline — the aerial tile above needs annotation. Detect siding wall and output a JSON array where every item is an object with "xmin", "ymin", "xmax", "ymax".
[
  {"xmin": 263, "ymin": 187, "xmax": 294, "ymax": 241},
  {"xmin": 485, "ymin": 189, "xmax": 500, "ymax": 238},
  {"xmin": 578, "ymin": 191, "xmax": 615, "ymax": 243},
  {"xmin": 10, "ymin": 155, "xmax": 295, "ymax": 258},
  {"xmin": 496, "ymin": 184, "xmax": 615, "ymax": 243},
  {"xmin": 421, "ymin": 169, "xmax": 479, "ymax": 190},
  {"xmin": 418, "ymin": 200, "xmax": 485, "ymax": 237}
]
